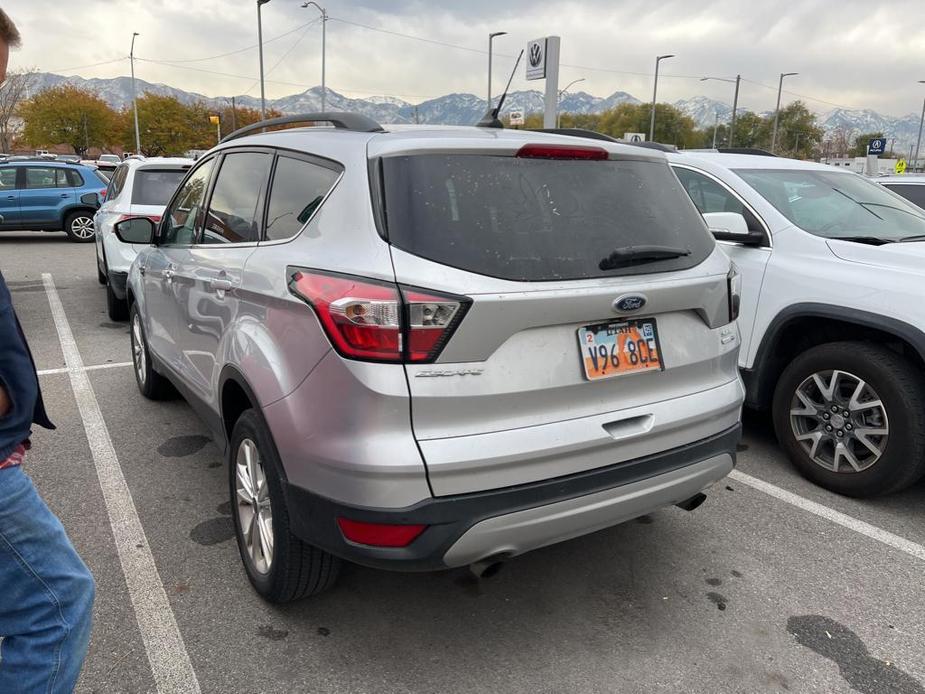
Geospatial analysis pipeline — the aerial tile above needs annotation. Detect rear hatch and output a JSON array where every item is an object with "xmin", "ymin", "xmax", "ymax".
[{"xmin": 374, "ymin": 139, "xmax": 738, "ymax": 496}]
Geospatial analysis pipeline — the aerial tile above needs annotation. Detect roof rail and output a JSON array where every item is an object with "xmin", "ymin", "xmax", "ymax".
[
  {"xmin": 716, "ymin": 147, "xmax": 777, "ymax": 157},
  {"xmin": 220, "ymin": 112, "xmax": 384, "ymax": 144},
  {"xmin": 529, "ymin": 128, "xmax": 620, "ymax": 143}
]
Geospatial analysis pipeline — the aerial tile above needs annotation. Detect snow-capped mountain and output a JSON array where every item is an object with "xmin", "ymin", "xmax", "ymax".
[{"xmin": 20, "ymin": 72, "xmax": 924, "ymax": 152}]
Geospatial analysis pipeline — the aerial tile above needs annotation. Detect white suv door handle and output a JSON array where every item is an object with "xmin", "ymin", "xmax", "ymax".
[{"xmin": 209, "ymin": 277, "xmax": 234, "ymax": 292}]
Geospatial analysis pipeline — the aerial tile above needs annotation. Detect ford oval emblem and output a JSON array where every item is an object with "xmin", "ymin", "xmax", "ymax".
[{"xmin": 613, "ymin": 294, "xmax": 647, "ymax": 313}]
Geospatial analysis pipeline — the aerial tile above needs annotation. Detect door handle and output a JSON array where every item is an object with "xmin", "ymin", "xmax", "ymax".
[
  {"xmin": 60, "ymin": 193, "xmax": 68, "ymax": 198},
  {"xmin": 5, "ymin": 195, "xmax": 14, "ymax": 200},
  {"xmin": 209, "ymin": 277, "xmax": 234, "ymax": 292}
]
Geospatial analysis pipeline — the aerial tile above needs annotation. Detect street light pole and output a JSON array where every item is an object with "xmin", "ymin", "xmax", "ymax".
[
  {"xmin": 649, "ymin": 54, "xmax": 675, "ymax": 142},
  {"xmin": 557, "ymin": 77, "xmax": 585, "ymax": 128},
  {"xmin": 771, "ymin": 71, "xmax": 798, "ymax": 153},
  {"xmin": 130, "ymin": 32, "xmax": 141, "ymax": 155},
  {"xmin": 700, "ymin": 75, "xmax": 740, "ymax": 147},
  {"xmin": 914, "ymin": 81, "xmax": 925, "ymax": 173},
  {"xmin": 487, "ymin": 31, "xmax": 507, "ymax": 109},
  {"xmin": 302, "ymin": 2, "xmax": 328, "ymax": 112},
  {"xmin": 257, "ymin": 0, "xmax": 271, "ymax": 119}
]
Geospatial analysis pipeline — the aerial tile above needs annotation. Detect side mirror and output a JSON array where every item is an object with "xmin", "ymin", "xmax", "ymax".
[
  {"xmin": 80, "ymin": 192, "xmax": 101, "ymax": 210},
  {"xmin": 703, "ymin": 211, "xmax": 765, "ymax": 246},
  {"xmin": 114, "ymin": 217, "xmax": 155, "ymax": 245}
]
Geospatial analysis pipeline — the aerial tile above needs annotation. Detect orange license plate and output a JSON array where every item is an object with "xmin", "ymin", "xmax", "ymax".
[{"xmin": 577, "ymin": 318, "xmax": 664, "ymax": 381}]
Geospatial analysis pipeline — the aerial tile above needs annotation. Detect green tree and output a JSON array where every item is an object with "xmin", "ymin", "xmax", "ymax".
[
  {"xmin": 126, "ymin": 94, "xmax": 203, "ymax": 156},
  {"xmin": 729, "ymin": 111, "xmax": 767, "ymax": 149},
  {"xmin": 773, "ymin": 101, "xmax": 824, "ymax": 159},
  {"xmin": 20, "ymin": 85, "xmax": 118, "ymax": 155}
]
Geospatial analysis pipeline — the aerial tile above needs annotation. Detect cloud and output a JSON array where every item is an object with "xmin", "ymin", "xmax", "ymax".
[{"xmin": 8, "ymin": 0, "xmax": 925, "ymax": 116}]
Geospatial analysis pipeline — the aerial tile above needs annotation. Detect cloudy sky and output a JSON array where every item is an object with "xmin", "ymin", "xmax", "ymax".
[{"xmin": 8, "ymin": 0, "xmax": 925, "ymax": 116}]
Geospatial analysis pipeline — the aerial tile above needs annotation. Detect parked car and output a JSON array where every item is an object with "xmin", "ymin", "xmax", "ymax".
[
  {"xmin": 875, "ymin": 175, "xmax": 925, "ymax": 210},
  {"xmin": 669, "ymin": 151, "xmax": 925, "ymax": 496},
  {"xmin": 98, "ymin": 154, "xmax": 121, "ymax": 165},
  {"xmin": 121, "ymin": 114, "xmax": 744, "ymax": 602},
  {"xmin": 0, "ymin": 160, "xmax": 109, "ymax": 241},
  {"xmin": 56, "ymin": 154, "xmax": 82, "ymax": 163},
  {"xmin": 94, "ymin": 157, "xmax": 192, "ymax": 320}
]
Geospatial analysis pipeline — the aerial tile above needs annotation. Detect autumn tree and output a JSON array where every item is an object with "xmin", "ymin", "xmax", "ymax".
[
  {"xmin": 772, "ymin": 102, "xmax": 824, "ymax": 160},
  {"xmin": 0, "ymin": 69, "xmax": 36, "ymax": 152},
  {"xmin": 126, "ymin": 93, "xmax": 200, "ymax": 156},
  {"xmin": 20, "ymin": 85, "xmax": 118, "ymax": 155}
]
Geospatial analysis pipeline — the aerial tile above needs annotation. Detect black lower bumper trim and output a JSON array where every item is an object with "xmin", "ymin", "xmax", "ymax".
[
  {"xmin": 285, "ymin": 424, "xmax": 741, "ymax": 571},
  {"xmin": 108, "ymin": 270, "xmax": 128, "ymax": 300}
]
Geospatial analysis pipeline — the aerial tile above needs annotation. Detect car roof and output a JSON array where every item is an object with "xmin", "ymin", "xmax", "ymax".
[
  {"xmin": 876, "ymin": 175, "xmax": 925, "ymax": 184},
  {"xmin": 218, "ymin": 124, "xmax": 666, "ymax": 163},
  {"xmin": 126, "ymin": 157, "xmax": 194, "ymax": 169},
  {"xmin": 668, "ymin": 151, "xmax": 839, "ymax": 172}
]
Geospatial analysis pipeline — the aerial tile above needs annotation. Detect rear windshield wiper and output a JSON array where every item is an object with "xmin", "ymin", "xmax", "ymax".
[
  {"xmin": 831, "ymin": 236, "xmax": 896, "ymax": 246},
  {"xmin": 598, "ymin": 245, "xmax": 691, "ymax": 271},
  {"xmin": 898, "ymin": 234, "xmax": 925, "ymax": 243}
]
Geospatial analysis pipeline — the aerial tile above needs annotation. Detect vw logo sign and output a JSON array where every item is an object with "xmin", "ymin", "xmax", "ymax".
[
  {"xmin": 529, "ymin": 42, "xmax": 543, "ymax": 67},
  {"xmin": 613, "ymin": 294, "xmax": 647, "ymax": 313}
]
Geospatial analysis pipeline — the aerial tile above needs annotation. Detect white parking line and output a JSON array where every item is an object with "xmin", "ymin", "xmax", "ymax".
[
  {"xmin": 42, "ymin": 274, "xmax": 201, "ymax": 694},
  {"xmin": 728, "ymin": 469, "xmax": 925, "ymax": 563},
  {"xmin": 37, "ymin": 361, "xmax": 133, "ymax": 377}
]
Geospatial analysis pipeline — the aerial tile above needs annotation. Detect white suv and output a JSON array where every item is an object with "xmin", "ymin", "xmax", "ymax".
[
  {"xmin": 670, "ymin": 151, "xmax": 925, "ymax": 496},
  {"xmin": 94, "ymin": 157, "xmax": 192, "ymax": 320}
]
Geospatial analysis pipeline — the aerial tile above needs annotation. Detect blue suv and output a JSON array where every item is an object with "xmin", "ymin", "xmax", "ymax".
[{"xmin": 0, "ymin": 160, "xmax": 109, "ymax": 242}]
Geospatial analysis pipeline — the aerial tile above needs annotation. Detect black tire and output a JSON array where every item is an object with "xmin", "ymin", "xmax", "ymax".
[
  {"xmin": 106, "ymin": 281, "xmax": 128, "ymax": 321},
  {"xmin": 97, "ymin": 259, "xmax": 107, "ymax": 285},
  {"xmin": 64, "ymin": 210, "xmax": 96, "ymax": 243},
  {"xmin": 129, "ymin": 304, "xmax": 175, "ymax": 400},
  {"xmin": 772, "ymin": 341, "xmax": 925, "ymax": 497},
  {"xmin": 229, "ymin": 409, "xmax": 340, "ymax": 602}
]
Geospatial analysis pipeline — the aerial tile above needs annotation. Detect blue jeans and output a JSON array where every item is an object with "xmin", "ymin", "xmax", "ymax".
[{"xmin": 0, "ymin": 465, "xmax": 95, "ymax": 693}]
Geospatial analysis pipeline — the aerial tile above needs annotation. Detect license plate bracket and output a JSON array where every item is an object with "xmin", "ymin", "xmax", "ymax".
[{"xmin": 577, "ymin": 318, "xmax": 665, "ymax": 381}]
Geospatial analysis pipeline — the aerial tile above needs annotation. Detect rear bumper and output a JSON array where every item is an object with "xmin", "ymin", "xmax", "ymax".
[{"xmin": 285, "ymin": 424, "xmax": 740, "ymax": 572}]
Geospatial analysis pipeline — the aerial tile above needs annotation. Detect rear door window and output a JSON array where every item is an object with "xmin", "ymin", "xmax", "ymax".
[
  {"xmin": 201, "ymin": 152, "xmax": 272, "ymax": 244},
  {"xmin": 265, "ymin": 155, "xmax": 341, "ymax": 241},
  {"xmin": 380, "ymin": 153, "xmax": 713, "ymax": 281},
  {"xmin": 131, "ymin": 169, "xmax": 188, "ymax": 206}
]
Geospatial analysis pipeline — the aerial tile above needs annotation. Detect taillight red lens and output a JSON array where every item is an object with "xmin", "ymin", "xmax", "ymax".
[
  {"xmin": 288, "ymin": 268, "xmax": 470, "ymax": 363},
  {"xmin": 402, "ymin": 288, "xmax": 466, "ymax": 362},
  {"xmin": 336, "ymin": 518, "xmax": 427, "ymax": 547},
  {"xmin": 516, "ymin": 144, "xmax": 609, "ymax": 160},
  {"xmin": 289, "ymin": 270, "xmax": 402, "ymax": 361}
]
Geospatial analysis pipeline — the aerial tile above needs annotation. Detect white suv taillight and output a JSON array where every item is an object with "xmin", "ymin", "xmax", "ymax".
[
  {"xmin": 727, "ymin": 263, "xmax": 742, "ymax": 323},
  {"xmin": 288, "ymin": 268, "xmax": 470, "ymax": 363}
]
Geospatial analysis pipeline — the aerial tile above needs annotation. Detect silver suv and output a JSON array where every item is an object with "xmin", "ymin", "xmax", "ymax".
[{"xmin": 121, "ymin": 114, "xmax": 744, "ymax": 602}]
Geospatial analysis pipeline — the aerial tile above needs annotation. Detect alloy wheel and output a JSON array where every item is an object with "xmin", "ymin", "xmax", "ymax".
[
  {"xmin": 789, "ymin": 369, "xmax": 889, "ymax": 473},
  {"xmin": 234, "ymin": 438, "xmax": 274, "ymax": 574},
  {"xmin": 131, "ymin": 314, "xmax": 146, "ymax": 386},
  {"xmin": 71, "ymin": 216, "xmax": 95, "ymax": 239}
]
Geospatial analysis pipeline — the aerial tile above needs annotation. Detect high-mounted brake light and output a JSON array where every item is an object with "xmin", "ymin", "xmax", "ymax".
[
  {"xmin": 516, "ymin": 144, "xmax": 609, "ymax": 160},
  {"xmin": 336, "ymin": 518, "xmax": 427, "ymax": 547},
  {"xmin": 288, "ymin": 268, "xmax": 470, "ymax": 363}
]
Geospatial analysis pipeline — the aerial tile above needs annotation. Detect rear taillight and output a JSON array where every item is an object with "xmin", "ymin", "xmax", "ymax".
[
  {"xmin": 516, "ymin": 143, "xmax": 609, "ymax": 160},
  {"xmin": 99, "ymin": 188, "xmax": 108, "ymax": 200},
  {"xmin": 287, "ymin": 268, "xmax": 470, "ymax": 363},
  {"xmin": 336, "ymin": 518, "xmax": 427, "ymax": 547},
  {"xmin": 727, "ymin": 263, "xmax": 742, "ymax": 323},
  {"xmin": 116, "ymin": 213, "xmax": 161, "ymax": 224}
]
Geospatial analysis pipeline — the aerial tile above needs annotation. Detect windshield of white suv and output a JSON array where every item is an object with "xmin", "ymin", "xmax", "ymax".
[
  {"xmin": 735, "ymin": 168, "xmax": 925, "ymax": 243},
  {"xmin": 380, "ymin": 154, "xmax": 714, "ymax": 281}
]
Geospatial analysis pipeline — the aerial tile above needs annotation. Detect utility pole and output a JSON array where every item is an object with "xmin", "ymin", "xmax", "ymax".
[
  {"xmin": 771, "ymin": 72, "xmax": 798, "ymax": 153},
  {"xmin": 712, "ymin": 112, "xmax": 718, "ymax": 148},
  {"xmin": 649, "ymin": 54, "xmax": 675, "ymax": 141},
  {"xmin": 302, "ymin": 2, "xmax": 328, "ymax": 112},
  {"xmin": 487, "ymin": 31, "xmax": 507, "ymax": 109},
  {"xmin": 230, "ymin": 96, "xmax": 237, "ymax": 131},
  {"xmin": 914, "ymin": 81, "xmax": 925, "ymax": 173},
  {"xmin": 257, "ymin": 0, "xmax": 271, "ymax": 119},
  {"xmin": 130, "ymin": 32, "xmax": 141, "ymax": 155},
  {"xmin": 414, "ymin": 106, "xmax": 419, "ymax": 124},
  {"xmin": 700, "ymin": 75, "xmax": 740, "ymax": 147}
]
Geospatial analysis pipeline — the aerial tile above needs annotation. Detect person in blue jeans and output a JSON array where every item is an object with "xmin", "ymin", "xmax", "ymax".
[{"xmin": 0, "ymin": 10, "xmax": 95, "ymax": 692}]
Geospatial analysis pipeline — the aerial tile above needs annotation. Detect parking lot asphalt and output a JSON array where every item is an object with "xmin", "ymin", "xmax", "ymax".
[{"xmin": 2, "ymin": 231, "xmax": 924, "ymax": 694}]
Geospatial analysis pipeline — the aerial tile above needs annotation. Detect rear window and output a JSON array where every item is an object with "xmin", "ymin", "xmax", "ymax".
[
  {"xmin": 380, "ymin": 154, "xmax": 713, "ymax": 281},
  {"xmin": 131, "ymin": 169, "xmax": 188, "ymax": 205}
]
